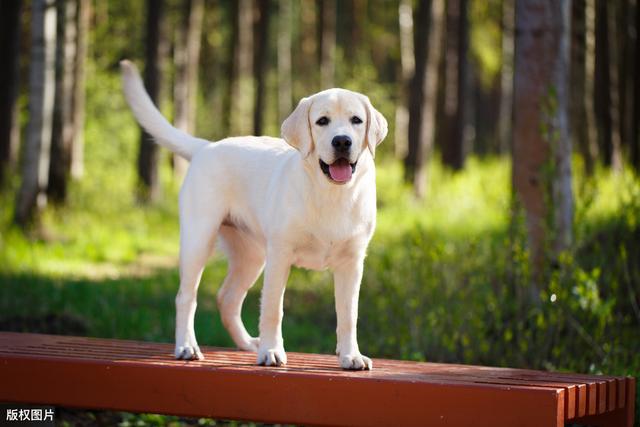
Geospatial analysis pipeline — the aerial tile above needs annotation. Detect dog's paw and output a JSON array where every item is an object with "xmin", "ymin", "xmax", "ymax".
[
  {"xmin": 175, "ymin": 345, "xmax": 204, "ymax": 361},
  {"xmin": 339, "ymin": 353, "xmax": 372, "ymax": 370},
  {"xmin": 238, "ymin": 337, "xmax": 260, "ymax": 352},
  {"xmin": 257, "ymin": 345, "xmax": 287, "ymax": 367}
]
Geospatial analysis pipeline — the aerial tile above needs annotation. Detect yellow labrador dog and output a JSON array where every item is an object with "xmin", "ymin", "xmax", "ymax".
[{"xmin": 120, "ymin": 60, "xmax": 387, "ymax": 370}]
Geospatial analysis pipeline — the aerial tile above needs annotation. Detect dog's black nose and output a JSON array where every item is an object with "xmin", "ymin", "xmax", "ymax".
[{"xmin": 331, "ymin": 135, "xmax": 352, "ymax": 153}]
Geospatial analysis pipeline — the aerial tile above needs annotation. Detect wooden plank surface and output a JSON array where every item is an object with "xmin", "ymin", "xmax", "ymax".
[{"xmin": 0, "ymin": 332, "xmax": 634, "ymax": 427}]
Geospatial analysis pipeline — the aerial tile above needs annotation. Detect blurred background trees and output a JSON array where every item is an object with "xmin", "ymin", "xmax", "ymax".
[
  {"xmin": 1, "ymin": 2, "xmax": 639, "ymax": 415},
  {"xmin": 3, "ymin": 0, "xmax": 638, "ymax": 270}
]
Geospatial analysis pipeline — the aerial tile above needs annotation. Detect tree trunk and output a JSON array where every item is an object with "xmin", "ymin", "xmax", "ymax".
[
  {"xmin": 48, "ymin": 0, "xmax": 77, "ymax": 203},
  {"xmin": 232, "ymin": 0, "xmax": 254, "ymax": 135},
  {"xmin": 319, "ymin": 0, "xmax": 336, "ymax": 89},
  {"xmin": 15, "ymin": 0, "xmax": 57, "ymax": 228},
  {"xmin": 394, "ymin": 0, "xmax": 414, "ymax": 159},
  {"xmin": 223, "ymin": 0, "xmax": 254, "ymax": 135},
  {"xmin": 174, "ymin": 0, "xmax": 203, "ymax": 178},
  {"xmin": 253, "ymin": 0, "xmax": 271, "ymax": 135},
  {"xmin": 346, "ymin": 0, "xmax": 365, "ymax": 77},
  {"xmin": 222, "ymin": 0, "xmax": 239, "ymax": 136},
  {"xmin": 138, "ymin": 0, "xmax": 164, "ymax": 202},
  {"xmin": 0, "ymin": 0, "xmax": 23, "ymax": 184},
  {"xmin": 513, "ymin": 0, "xmax": 573, "ymax": 282},
  {"xmin": 498, "ymin": 0, "xmax": 514, "ymax": 154},
  {"xmin": 441, "ymin": 0, "xmax": 468, "ymax": 171},
  {"xmin": 300, "ymin": 0, "xmax": 318, "ymax": 94},
  {"xmin": 607, "ymin": 1, "xmax": 623, "ymax": 170},
  {"xmin": 633, "ymin": 0, "xmax": 640, "ymax": 169},
  {"xmin": 472, "ymin": 72, "xmax": 500, "ymax": 154},
  {"xmin": 69, "ymin": 0, "xmax": 88, "ymax": 180},
  {"xmin": 405, "ymin": 0, "xmax": 431, "ymax": 188},
  {"xmin": 618, "ymin": 0, "xmax": 635, "ymax": 160},
  {"xmin": 585, "ymin": 0, "xmax": 599, "ymax": 172},
  {"xmin": 571, "ymin": 0, "xmax": 595, "ymax": 174},
  {"xmin": 278, "ymin": 0, "xmax": 293, "ymax": 123},
  {"xmin": 595, "ymin": 0, "xmax": 623, "ymax": 170},
  {"xmin": 433, "ymin": 14, "xmax": 447, "ymax": 156},
  {"xmin": 405, "ymin": 0, "xmax": 445, "ymax": 199}
]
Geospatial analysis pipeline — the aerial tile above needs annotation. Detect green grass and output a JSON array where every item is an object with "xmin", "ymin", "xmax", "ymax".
[{"xmin": 1, "ymin": 66, "xmax": 639, "ymax": 425}]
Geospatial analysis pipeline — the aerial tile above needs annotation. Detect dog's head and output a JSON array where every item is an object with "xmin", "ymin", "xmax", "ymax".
[{"xmin": 281, "ymin": 89, "xmax": 388, "ymax": 185}]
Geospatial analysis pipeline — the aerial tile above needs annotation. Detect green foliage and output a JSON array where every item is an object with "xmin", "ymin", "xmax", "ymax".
[
  {"xmin": 365, "ymin": 160, "xmax": 640, "ymax": 374},
  {"xmin": 2, "ymin": 152, "xmax": 639, "ymax": 422},
  {"xmin": 1, "ymin": 65, "xmax": 180, "ymax": 276}
]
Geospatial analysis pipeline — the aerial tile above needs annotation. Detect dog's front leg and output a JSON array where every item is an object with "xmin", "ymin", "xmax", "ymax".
[
  {"xmin": 257, "ymin": 248, "xmax": 291, "ymax": 367},
  {"xmin": 334, "ymin": 258, "xmax": 372, "ymax": 370}
]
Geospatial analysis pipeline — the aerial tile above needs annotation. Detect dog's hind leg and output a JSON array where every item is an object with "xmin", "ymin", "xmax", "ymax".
[
  {"xmin": 174, "ymin": 181, "xmax": 225, "ymax": 360},
  {"xmin": 174, "ymin": 219, "xmax": 217, "ymax": 360},
  {"xmin": 217, "ymin": 226, "xmax": 265, "ymax": 352}
]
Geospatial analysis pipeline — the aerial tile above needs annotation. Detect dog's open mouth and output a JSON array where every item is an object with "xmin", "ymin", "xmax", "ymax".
[{"xmin": 320, "ymin": 159, "xmax": 357, "ymax": 183}]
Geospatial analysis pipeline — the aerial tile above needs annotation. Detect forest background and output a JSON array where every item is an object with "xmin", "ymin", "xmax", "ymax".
[{"xmin": 0, "ymin": 0, "xmax": 639, "ymax": 424}]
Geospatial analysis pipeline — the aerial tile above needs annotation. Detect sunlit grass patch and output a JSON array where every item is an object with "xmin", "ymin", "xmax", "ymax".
[
  {"xmin": 0, "ymin": 68, "xmax": 181, "ymax": 278},
  {"xmin": 376, "ymin": 157, "xmax": 511, "ymax": 240},
  {"xmin": 574, "ymin": 164, "xmax": 640, "ymax": 225}
]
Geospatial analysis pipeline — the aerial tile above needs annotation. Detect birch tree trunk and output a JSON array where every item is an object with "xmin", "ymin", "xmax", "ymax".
[
  {"xmin": 347, "ymin": 0, "xmax": 365, "ymax": 77},
  {"xmin": 233, "ymin": 0, "xmax": 254, "ymax": 134},
  {"xmin": 0, "ymin": 0, "xmax": 23, "ymax": 183},
  {"xmin": 70, "ymin": 0, "xmax": 89, "ymax": 179},
  {"xmin": 498, "ymin": 0, "xmax": 514, "ymax": 154},
  {"xmin": 253, "ymin": 0, "xmax": 272, "ymax": 135},
  {"xmin": 15, "ymin": 0, "xmax": 57, "ymax": 227},
  {"xmin": 394, "ymin": 0, "xmax": 414, "ymax": 159},
  {"xmin": 300, "ymin": 0, "xmax": 318, "ymax": 93},
  {"xmin": 222, "ymin": 0, "xmax": 253, "ymax": 135},
  {"xmin": 278, "ymin": 0, "xmax": 293, "ymax": 123},
  {"xmin": 222, "ymin": 0, "xmax": 239, "ymax": 136},
  {"xmin": 513, "ymin": 0, "xmax": 573, "ymax": 281},
  {"xmin": 405, "ymin": 0, "xmax": 445, "ymax": 198},
  {"xmin": 174, "ymin": 0, "xmax": 203, "ymax": 178},
  {"xmin": 319, "ymin": 0, "xmax": 336, "ymax": 89},
  {"xmin": 583, "ymin": 0, "xmax": 599, "ymax": 173}
]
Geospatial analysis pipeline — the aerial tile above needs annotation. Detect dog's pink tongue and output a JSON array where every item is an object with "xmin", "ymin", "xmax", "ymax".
[{"xmin": 329, "ymin": 159, "xmax": 352, "ymax": 182}]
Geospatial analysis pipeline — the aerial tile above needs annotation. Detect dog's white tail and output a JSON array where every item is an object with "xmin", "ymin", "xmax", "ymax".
[{"xmin": 120, "ymin": 60, "xmax": 208, "ymax": 160}]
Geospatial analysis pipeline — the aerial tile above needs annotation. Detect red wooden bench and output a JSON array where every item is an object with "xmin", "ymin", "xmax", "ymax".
[{"xmin": 0, "ymin": 332, "xmax": 635, "ymax": 426}]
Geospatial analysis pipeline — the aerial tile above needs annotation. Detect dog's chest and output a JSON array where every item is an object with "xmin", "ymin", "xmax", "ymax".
[{"xmin": 292, "ymin": 234, "xmax": 354, "ymax": 271}]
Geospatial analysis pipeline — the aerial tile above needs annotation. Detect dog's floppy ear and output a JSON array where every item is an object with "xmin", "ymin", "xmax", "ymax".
[
  {"xmin": 281, "ymin": 96, "xmax": 313, "ymax": 158},
  {"xmin": 361, "ymin": 95, "xmax": 388, "ymax": 158}
]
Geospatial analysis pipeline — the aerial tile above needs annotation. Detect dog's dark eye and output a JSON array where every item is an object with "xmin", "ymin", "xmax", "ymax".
[
  {"xmin": 316, "ymin": 116, "xmax": 330, "ymax": 126},
  {"xmin": 351, "ymin": 116, "xmax": 363, "ymax": 125}
]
